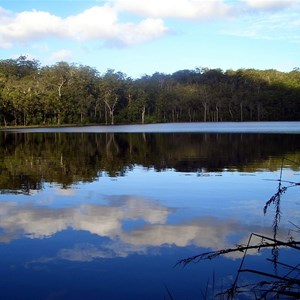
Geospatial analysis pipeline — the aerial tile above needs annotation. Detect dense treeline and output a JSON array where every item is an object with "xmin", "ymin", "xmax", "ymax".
[{"xmin": 0, "ymin": 56, "xmax": 299, "ymax": 126}]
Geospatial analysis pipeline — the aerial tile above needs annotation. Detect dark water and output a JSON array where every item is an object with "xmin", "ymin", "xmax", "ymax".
[{"xmin": 0, "ymin": 123, "xmax": 300, "ymax": 299}]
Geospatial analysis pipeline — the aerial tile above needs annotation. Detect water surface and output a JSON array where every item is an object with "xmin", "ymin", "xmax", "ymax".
[
  {"xmin": 5, "ymin": 121, "xmax": 300, "ymax": 133},
  {"xmin": 0, "ymin": 122, "xmax": 299, "ymax": 299}
]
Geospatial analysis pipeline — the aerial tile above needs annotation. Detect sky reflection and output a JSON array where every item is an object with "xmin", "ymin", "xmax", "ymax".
[
  {"xmin": 0, "ymin": 188, "xmax": 288, "ymax": 262},
  {"xmin": 0, "ymin": 167, "xmax": 298, "ymax": 258},
  {"xmin": 0, "ymin": 128, "xmax": 299, "ymax": 299}
]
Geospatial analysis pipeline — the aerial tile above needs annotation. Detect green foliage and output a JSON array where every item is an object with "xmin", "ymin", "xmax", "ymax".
[{"xmin": 0, "ymin": 56, "xmax": 299, "ymax": 126}]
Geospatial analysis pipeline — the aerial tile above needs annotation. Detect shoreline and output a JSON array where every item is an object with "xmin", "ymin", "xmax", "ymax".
[{"xmin": 1, "ymin": 121, "xmax": 300, "ymax": 134}]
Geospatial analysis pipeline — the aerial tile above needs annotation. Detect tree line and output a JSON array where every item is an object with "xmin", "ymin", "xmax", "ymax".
[{"xmin": 0, "ymin": 56, "xmax": 299, "ymax": 126}]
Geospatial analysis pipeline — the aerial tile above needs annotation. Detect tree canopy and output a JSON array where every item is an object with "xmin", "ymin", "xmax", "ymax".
[{"xmin": 0, "ymin": 56, "xmax": 299, "ymax": 126}]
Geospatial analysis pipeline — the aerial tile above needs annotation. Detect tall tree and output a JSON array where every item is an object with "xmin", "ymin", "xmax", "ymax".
[{"xmin": 99, "ymin": 70, "xmax": 125, "ymax": 125}]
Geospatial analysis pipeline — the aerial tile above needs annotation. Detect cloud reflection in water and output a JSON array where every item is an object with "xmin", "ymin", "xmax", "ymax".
[{"xmin": 0, "ymin": 194, "xmax": 278, "ymax": 262}]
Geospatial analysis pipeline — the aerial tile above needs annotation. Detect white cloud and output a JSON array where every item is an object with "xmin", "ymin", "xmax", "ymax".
[
  {"xmin": 1, "ymin": 0, "xmax": 299, "ymax": 49},
  {"xmin": 117, "ymin": 18, "xmax": 168, "ymax": 45},
  {"xmin": 221, "ymin": 11, "xmax": 300, "ymax": 42},
  {"xmin": 0, "ymin": 8, "xmax": 62, "ymax": 48},
  {"xmin": 114, "ymin": 0, "xmax": 233, "ymax": 20},
  {"xmin": 0, "ymin": 5, "xmax": 168, "ymax": 48},
  {"xmin": 64, "ymin": 5, "xmax": 118, "ymax": 40},
  {"xmin": 243, "ymin": 0, "xmax": 299, "ymax": 11},
  {"xmin": 0, "ymin": 196, "xmax": 173, "ymax": 242},
  {"xmin": 27, "ymin": 241, "xmax": 148, "ymax": 265},
  {"xmin": 56, "ymin": 241, "xmax": 147, "ymax": 261},
  {"xmin": 105, "ymin": 195, "xmax": 172, "ymax": 224},
  {"xmin": 54, "ymin": 187, "xmax": 76, "ymax": 195},
  {"xmin": 57, "ymin": 243, "xmax": 109, "ymax": 261},
  {"xmin": 0, "ymin": 197, "xmax": 287, "ymax": 261},
  {"xmin": 0, "ymin": 9, "xmax": 62, "ymax": 44}
]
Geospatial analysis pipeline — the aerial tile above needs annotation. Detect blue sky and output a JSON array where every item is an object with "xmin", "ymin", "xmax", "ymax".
[{"xmin": 1, "ymin": 0, "xmax": 300, "ymax": 78}]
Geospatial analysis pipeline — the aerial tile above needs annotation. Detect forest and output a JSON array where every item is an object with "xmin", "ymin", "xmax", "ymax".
[{"xmin": 0, "ymin": 56, "xmax": 299, "ymax": 126}]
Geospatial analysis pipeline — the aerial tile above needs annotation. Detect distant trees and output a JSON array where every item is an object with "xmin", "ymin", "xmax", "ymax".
[{"xmin": 0, "ymin": 56, "xmax": 299, "ymax": 126}]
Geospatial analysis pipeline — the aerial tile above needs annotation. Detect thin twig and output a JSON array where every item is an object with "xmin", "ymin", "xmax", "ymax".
[{"xmin": 175, "ymin": 239, "xmax": 300, "ymax": 267}]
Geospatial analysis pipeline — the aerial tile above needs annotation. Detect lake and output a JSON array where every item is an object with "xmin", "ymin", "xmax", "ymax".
[{"xmin": 0, "ymin": 122, "xmax": 299, "ymax": 299}]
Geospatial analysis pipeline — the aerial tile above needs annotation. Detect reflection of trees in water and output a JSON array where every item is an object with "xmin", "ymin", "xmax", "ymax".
[{"xmin": 0, "ymin": 132, "xmax": 299, "ymax": 192}]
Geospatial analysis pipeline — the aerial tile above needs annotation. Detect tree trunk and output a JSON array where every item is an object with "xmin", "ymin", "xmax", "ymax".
[
  {"xmin": 240, "ymin": 102, "xmax": 243, "ymax": 122},
  {"xmin": 203, "ymin": 102, "xmax": 207, "ymax": 122},
  {"xmin": 228, "ymin": 103, "xmax": 233, "ymax": 120},
  {"xmin": 257, "ymin": 104, "xmax": 261, "ymax": 121},
  {"xmin": 141, "ymin": 105, "xmax": 145, "ymax": 124},
  {"xmin": 105, "ymin": 107, "xmax": 108, "ymax": 125},
  {"xmin": 57, "ymin": 112, "xmax": 61, "ymax": 125},
  {"xmin": 188, "ymin": 108, "xmax": 192, "ymax": 122},
  {"xmin": 110, "ymin": 110, "xmax": 114, "ymax": 125}
]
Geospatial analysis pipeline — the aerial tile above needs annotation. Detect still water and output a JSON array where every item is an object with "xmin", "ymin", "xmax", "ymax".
[{"xmin": 0, "ymin": 122, "xmax": 300, "ymax": 299}]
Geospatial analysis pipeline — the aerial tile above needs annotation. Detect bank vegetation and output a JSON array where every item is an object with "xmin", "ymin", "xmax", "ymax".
[{"xmin": 1, "ymin": 56, "xmax": 299, "ymax": 126}]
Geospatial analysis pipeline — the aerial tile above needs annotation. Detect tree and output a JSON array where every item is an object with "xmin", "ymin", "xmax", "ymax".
[
  {"xmin": 0, "ymin": 57, "xmax": 300, "ymax": 126},
  {"xmin": 40, "ymin": 62, "xmax": 75, "ymax": 124},
  {"xmin": 68, "ymin": 65, "xmax": 99, "ymax": 124},
  {"xmin": 99, "ymin": 70, "xmax": 125, "ymax": 125},
  {"xmin": 127, "ymin": 82, "xmax": 149, "ymax": 124}
]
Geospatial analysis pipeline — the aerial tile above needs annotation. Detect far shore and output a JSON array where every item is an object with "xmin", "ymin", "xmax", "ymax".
[{"xmin": 1, "ymin": 121, "xmax": 300, "ymax": 134}]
